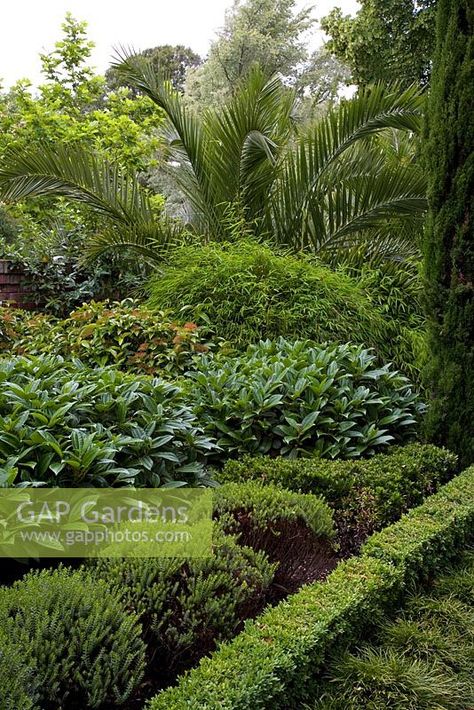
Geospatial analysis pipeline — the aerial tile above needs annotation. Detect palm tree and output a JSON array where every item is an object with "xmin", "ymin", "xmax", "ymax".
[{"xmin": 0, "ymin": 52, "xmax": 427, "ymax": 266}]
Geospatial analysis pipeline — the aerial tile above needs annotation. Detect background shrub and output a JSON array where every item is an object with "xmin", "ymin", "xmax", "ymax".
[
  {"xmin": 0, "ymin": 355, "xmax": 216, "ymax": 487},
  {"xmin": 148, "ymin": 242, "xmax": 393, "ymax": 356},
  {"xmin": 0, "ymin": 567, "xmax": 146, "ymax": 708},
  {"xmin": 188, "ymin": 339, "xmax": 423, "ymax": 461},
  {"xmin": 89, "ymin": 526, "xmax": 275, "ymax": 683},
  {"xmin": 2, "ymin": 299, "xmax": 214, "ymax": 377}
]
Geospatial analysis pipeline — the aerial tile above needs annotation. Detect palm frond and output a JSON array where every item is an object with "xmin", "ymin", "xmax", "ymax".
[
  {"xmin": 0, "ymin": 144, "xmax": 154, "ymax": 226},
  {"xmin": 270, "ymin": 83, "xmax": 425, "ymax": 246}
]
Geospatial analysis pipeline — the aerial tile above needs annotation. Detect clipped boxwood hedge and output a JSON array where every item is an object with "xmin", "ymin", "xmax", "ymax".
[
  {"xmin": 148, "ymin": 465, "xmax": 474, "ymax": 710},
  {"xmin": 219, "ymin": 443, "xmax": 458, "ymax": 532}
]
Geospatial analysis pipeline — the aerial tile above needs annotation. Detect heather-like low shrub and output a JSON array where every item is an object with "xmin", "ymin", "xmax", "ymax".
[
  {"xmin": 89, "ymin": 525, "xmax": 275, "ymax": 682},
  {"xmin": 0, "ymin": 567, "xmax": 146, "ymax": 708},
  {"xmin": 1, "ymin": 299, "xmax": 213, "ymax": 376},
  {"xmin": 0, "ymin": 355, "xmax": 216, "ymax": 487},
  {"xmin": 0, "ymin": 627, "xmax": 37, "ymax": 710},
  {"xmin": 188, "ymin": 339, "xmax": 423, "ymax": 461}
]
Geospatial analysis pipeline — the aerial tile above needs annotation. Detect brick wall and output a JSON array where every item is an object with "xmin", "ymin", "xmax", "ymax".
[{"xmin": 0, "ymin": 260, "xmax": 34, "ymax": 309}]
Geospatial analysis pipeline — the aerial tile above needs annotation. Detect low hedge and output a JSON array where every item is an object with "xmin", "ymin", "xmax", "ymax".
[
  {"xmin": 219, "ymin": 444, "xmax": 458, "ymax": 547},
  {"xmin": 214, "ymin": 482, "xmax": 335, "ymax": 540},
  {"xmin": 148, "ymin": 465, "xmax": 474, "ymax": 710},
  {"xmin": 214, "ymin": 482, "xmax": 337, "ymax": 592}
]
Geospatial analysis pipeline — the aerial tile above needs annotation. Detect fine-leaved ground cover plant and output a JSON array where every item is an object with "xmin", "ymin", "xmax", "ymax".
[{"xmin": 305, "ymin": 551, "xmax": 474, "ymax": 710}]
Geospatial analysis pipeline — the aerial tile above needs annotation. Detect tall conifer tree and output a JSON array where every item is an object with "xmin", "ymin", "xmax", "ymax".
[{"xmin": 424, "ymin": 0, "xmax": 474, "ymax": 464}]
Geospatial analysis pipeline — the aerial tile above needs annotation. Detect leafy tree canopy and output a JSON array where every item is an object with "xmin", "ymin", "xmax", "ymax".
[
  {"xmin": 185, "ymin": 0, "xmax": 347, "ymax": 108},
  {"xmin": 321, "ymin": 0, "xmax": 437, "ymax": 87},
  {"xmin": 106, "ymin": 45, "xmax": 202, "ymax": 93},
  {"xmin": 0, "ymin": 13, "xmax": 163, "ymax": 171}
]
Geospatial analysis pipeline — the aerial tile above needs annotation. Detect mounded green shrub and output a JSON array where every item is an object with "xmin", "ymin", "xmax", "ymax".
[
  {"xmin": 0, "ymin": 355, "xmax": 216, "ymax": 487},
  {"xmin": 148, "ymin": 466, "xmax": 474, "ymax": 710},
  {"xmin": 0, "ymin": 567, "xmax": 146, "ymax": 709},
  {"xmin": 1, "ymin": 299, "xmax": 212, "ymax": 376},
  {"xmin": 148, "ymin": 241, "xmax": 393, "ymax": 355},
  {"xmin": 214, "ymin": 483, "xmax": 337, "ymax": 588},
  {"xmin": 0, "ymin": 628, "xmax": 37, "ymax": 710},
  {"xmin": 219, "ymin": 444, "xmax": 458, "ymax": 537},
  {"xmin": 89, "ymin": 525, "xmax": 275, "ymax": 680},
  {"xmin": 188, "ymin": 339, "xmax": 423, "ymax": 461},
  {"xmin": 214, "ymin": 482, "xmax": 334, "ymax": 539}
]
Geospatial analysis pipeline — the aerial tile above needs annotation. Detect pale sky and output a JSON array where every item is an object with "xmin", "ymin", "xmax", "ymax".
[{"xmin": 0, "ymin": 0, "xmax": 359, "ymax": 88}]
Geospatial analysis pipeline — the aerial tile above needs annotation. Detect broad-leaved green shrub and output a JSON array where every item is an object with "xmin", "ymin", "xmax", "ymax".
[
  {"xmin": 0, "ymin": 567, "xmax": 146, "ymax": 708},
  {"xmin": 0, "ymin": 356, "xmax": 216, "ymax": 487},
  {"xmin": 1, "ymin": 299, "xmax": 213, "ymax": 376},
  {"xmin": 188, "ymin": 339, "xmax": 423, "ymax": 461}
]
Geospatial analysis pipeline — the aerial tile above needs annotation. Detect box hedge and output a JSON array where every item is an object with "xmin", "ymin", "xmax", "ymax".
[
  {"xmin": 148, "ymin": 465, "xmax": 474, "ymax": 710},
  {"xmin": 219, "ymin": 444, "xmax": 458, "ymax": 534}
]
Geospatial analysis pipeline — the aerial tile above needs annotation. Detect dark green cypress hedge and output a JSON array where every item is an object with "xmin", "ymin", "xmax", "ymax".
[{"xmin": 424, "ymin": 0, "xmax": 474, "ymax": 466}]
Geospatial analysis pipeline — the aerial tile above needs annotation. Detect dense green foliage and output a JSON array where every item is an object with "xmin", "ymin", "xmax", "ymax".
[
  {"xmin": 0, "ymin": 14, "xmax": 162, "ymax": 171},
  {"xmin": 214, "ymin": 482, "xmax": 334, "ymax": 539},
  {"xmin": 1, "ymin": 300, "xmax": 213, "ymax": 375},
  {"xmin": 148, "ymin": 242, "xmax": 390, "ymax": 352},
  {"xmin": 0, "ymin": 356, "xmax": 215, "ymax": 487},
  {"xmin": 0, "ymin": 66, "xmax": 427, "ymax": 267},
  {"xmin": 220, "ymin": 444, "xmax": 458, "ymax": 548},
  {"xmin": 106, "ymin": 44, "xmax": 202, "ymax": 93},
  {"xmin": 0, "ymin": 567, "xmax": 146, "ymax": 708},
  {"xmin": 423, "ymin": 0, "xmax": 474, "ymax": 466},
  {"xmin": 188, "ymin": 339, "xmax": 422, "ymax": 460},
  {"xmin": 148, "ymin": 466, "xmax": 474, "ymax": 709},
  {"xmin": 89, "ymin": 525, "xmax": 274, "ymax": 683},
  {"xmin": 321, "ymin": 0, "xmax": 437, "ymax": 87},
  {"xmin": 308, "ymin": 552, "xmax": 474, "ymax": 709}
]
